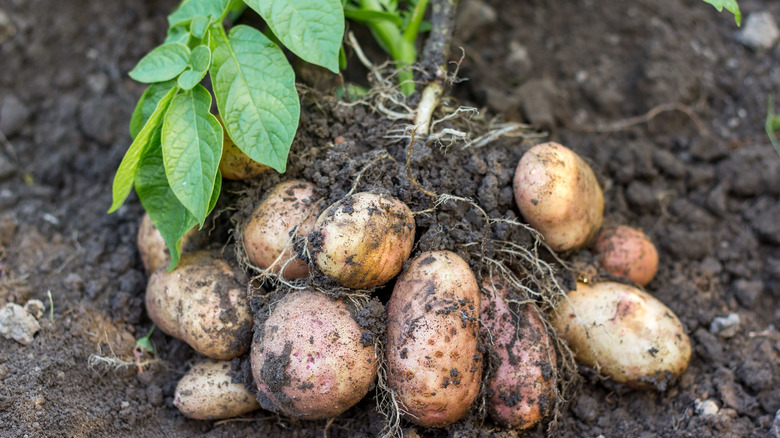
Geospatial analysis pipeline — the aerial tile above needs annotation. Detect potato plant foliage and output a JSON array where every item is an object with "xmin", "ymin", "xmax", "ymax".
[{"xmin": 109, "ymin": 0, "xmax": 344, "ymax": 270}]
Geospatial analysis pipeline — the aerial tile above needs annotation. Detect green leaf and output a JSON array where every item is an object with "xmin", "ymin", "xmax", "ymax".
[
  {"xmin": 701, "ymin": 0, "xmax": 741, "ymax": 26},
  {"xmin": 210, "ymin": 25, "xmax": 300, "ymax": 173},
  {"xmin": 245, "ymin": 0, "xmax": 344, "ymax": 73},
  {"xmin": 209, "ymin": 170, "xmax": 222, "ymax": 213},
  {"xmin": 190, "ymin": 16, "xmax": 211, "ymax": 39},
  {"xmin": 165, "ymin": 24, "xmax": 191, "ymax": 44},
  {"xmin": 109, "ymin": 87, "xmax": 178, "ymax": 213},
  {"xmin": 130, "ymin": 80, "xmax": 178, "ymax": 139},
  {"xmin": 135, "ymin": 325, "xmax": 156, "ymax": 353},
  {"xmin": 129, "ymin": 43, "xmax": 191, "ymax": 83},
  {"xmin": 177, "ymin": 46, "xmax": 211, "ymax": 90},
  {"xmin": 344, "ymin": 8, "xmax": 403, "ymax": 27},
  {"xmin": 766, "ymin": 97, "xmax": 780, "ymax": 158},
  {"xmin": 161, "ymin": 85, "xmax": 223, "ymax": 223},
  {"xmin": 168, "ymin": 0, "xmax": 232, "ymax": 26}
]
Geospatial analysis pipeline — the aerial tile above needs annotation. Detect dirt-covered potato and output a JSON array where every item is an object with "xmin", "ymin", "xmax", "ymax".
[
  {"xmin": 145, "ymin": 251, "xmax": 252, "ymax": 359},
  {"xmin": 481, "ymin": 281, "xmax": 556, "ymax": 429},
  {"xmin": 137, "ymin": 213, "xmax": 196, "ymax": 276},
  {"xmin": 385, "ymin": 251, "xmax": 482, "ymax": 427},
  {"xmin": 174, "ymin": 359, "xmax": 260, "ymax": 420},
  {"xmin": 594, "ymin": 225, "xmax": 659, "ymax": 286},
  {"xmin": 243, "ymin": 180, "xmax": 319, "ymax": 279},
  {"xmin": 217, "ymin": 115, "xmax": 270, "ymax": 180},
  {"xmin": 513, "ymin": 142, "xmax": 604, "ymax": 252},
  {"xmin": 250, "ymin": 290, "xmax": 378, "ymax": 420},
  {"xmin": 309, "ymin": 192, "xmax": 415, "ymax": 289},
  {"xmin": 551, "ymin": 281, "xmax": 691, "ymax": 390}
]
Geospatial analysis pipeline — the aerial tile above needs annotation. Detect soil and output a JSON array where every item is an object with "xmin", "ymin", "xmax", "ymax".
[{"xmin": 1, "ymin": 0, "xmax": 779, "ymax": 437}]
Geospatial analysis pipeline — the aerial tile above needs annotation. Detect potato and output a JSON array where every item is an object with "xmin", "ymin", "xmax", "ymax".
[
  {"xmin": 513, "ymin": 142, "xmax": 604, "ymax": 251},
  {"xmin": 594, "ymin": 226, "xmax": 659, "ymax": 286},
  {"xmin": 310, "ymin": 192, "xmax": 415, "ymax": 289},
  {"xmin": 137, "ymin": 213, "xmax": 196, "ymax": 276},
  {"xmin": 217, "ymin": 115, "xmax": 270, "ymax": 180},
  {"xmin": 174, "ymin": 359, "xmax": 260, "ymax": 420},
  {"xmin": 243, "ymin": 180, "xmax": 319, "ymax": 279},
  {"xmin": 551, "ymin": 281, "xmax": 691, "ymax": 389},
  {"xmin": 481, "ymin": 282, "xmax": 556, "ymax": 429},
  {"xmin": 385, "ymin": 251, "xmax": 482, "ymax": 427},
  {"xmin": 145, "ymin": 251, "xmax": 252, "ymax": 359},
  {"xmin": 250, "ymin": 290, "xmax": 378, "ymax": 420}
]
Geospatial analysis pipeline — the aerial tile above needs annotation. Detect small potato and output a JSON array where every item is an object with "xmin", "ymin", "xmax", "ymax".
[
  {"xmin": 145, "ymin": 251, "xmax": 252, "ymax": 359},
  {"xmin": 174, "ymin": 359, "xmax": 260, "ymax": 420},
  {"xmin": 251, "ymin": 290, "xmax": 378, "ymax": 420},
  {"xmin": 385, "ymin": 251, "xmax": 482, "ymax": 427},
  {"xmin": 217, "ymin": 115, "xmax": 270, "ymax": 180},
  {"xmin": 594, "ymin": 226, "xmax": 659, "ymax": 286},
  {"xmin": 137, "ymin": 213, "xmax": 196, "ymax": 276},
  {"xmin": 310, "ymin": 192, "xmax": 415, "ymax": 289},
  {"xmin": 481, "ymin": 282, "xmax": 556, "ymax": 429},
  {"xmin": 513, "ymin": 142, "xmax": 604, "ymax": 252},
  {"xmin": 551, "ymin": 281, "xmax": 691, "ymax": 390},
  {"xmin": 243, "ymin": 180, "xmax": 319, "ymax": 279}
]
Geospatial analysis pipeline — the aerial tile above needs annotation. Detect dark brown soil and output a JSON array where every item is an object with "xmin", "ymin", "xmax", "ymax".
[{"xmin": 1, "ymin": 0, "xmax": 779, "ymax": 437}]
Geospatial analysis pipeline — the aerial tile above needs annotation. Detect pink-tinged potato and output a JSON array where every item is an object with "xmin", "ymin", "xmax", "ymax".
[
  {"xmin": 174, "ymin": 359, "xmax": 260, "ymax": 420},
  {"xmin": 145, "ymin": 251, "xmax": 252, "ymax": 359},
  {"xmin": 480, "ymin": 282, "xmax": 556, "ymax": 429},
  {"xmin": 385, "ymin": 251, "xmax": 482, "ymax": 427},
  {"xmin": 310, "ymin": 192, "xmax": 415, "ymax": 289},
  {"xmin": 250, "ymin": 290, "xmax": 378, "ymax": 420},
  {"xmin": 513, "ymin": 142, "xmax": 604, "ymax": 252},
  {"xmin": 217, "ymin": 115, "xmax": 270, "ymax": 181},
  {"xmin": 551, "ymin": 281, "xmax": 691, "ymax": 390},
  {"xmin": 243, "ymin": 180, "xmax": 319, "ymax": 279},
  {"xmin": 137, "ymin": 213, "xmax": 196, "ymax": 276},
  {"xmin": 594, "ymin": 226, "xmax": 659, "ymax": 286}
]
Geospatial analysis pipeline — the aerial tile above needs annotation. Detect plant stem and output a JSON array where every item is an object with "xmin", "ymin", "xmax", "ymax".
[
  {"xmin": 358, "ymin": 0, "xmax": 417, "ymax": 95},
  {"xmin": 420, "ymin": 0, "xmax": 458, "ymax": 82},
  {"xmin": 404, "ymin": 0, "xmax": 430, "ymax": 45}
]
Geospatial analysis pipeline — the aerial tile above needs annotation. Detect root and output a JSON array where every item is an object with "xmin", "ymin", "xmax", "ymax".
[
  {"xmin": 576, "ymin": 102, "xmax": 709, "ymax": 135},
  {"xmin": 346, "ymin": 150, "xmax": 396, "ymax": 197},
  {"xmin": 375, "ymin": 342, "xmax": 405, "ymax": 438}
]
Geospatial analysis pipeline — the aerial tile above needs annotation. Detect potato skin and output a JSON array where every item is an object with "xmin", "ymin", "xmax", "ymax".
[
  {"xmin": 385, "ymin": 251, "xmax": 482, "ymax": 427},
  {"xmin": 594, "ymin": 226, "xmax": 659, "ymax": 286},
  {"xmin": 310, "ymin": 192, "xmax": 415, "ymax": 289},
  {"xmin": 250, "ymin": 290, "xmax": 378, "ymax": 420},
  {"xmin": 243, "ymin": 180, "xmax": 319, "ymax": 279},
  {"xmin": 480, "ymin": 282, "xmax": 556, "ymax": 429},
  {"xmin": 137, "ymin": 213, "xmax": 196, "ymax": 276},
  {"xmin": 551, "ymin": 281, "xmax": 691, "ymax": 390},
  {"xmin": 513, "ymin": 142, "xmax": 604, "ymax": 251},
  {"xmin": 145, "ymin": 251, "xmax": 252, "ymax": 359},
  {"xmin": 174, "ymin": 359, "xmax": 260, "ymax": 420}
]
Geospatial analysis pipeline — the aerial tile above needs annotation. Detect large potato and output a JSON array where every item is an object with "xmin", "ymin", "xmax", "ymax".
[
  {"xmin": 310, "ymin": 192, "xmax": 415, "ymax": 289},
  {"xmin": 174, "ymin": 359, "xmax": 260, "ymax": 420},
  {"xmin": 250, "ymin": 290, "xmax": 378, "ymax": 420},
  {"xmin": 243, "ymin": 180, "xmax": 319, "ymax": 279},
  {"xmin": 385, "ymin": 251, "xmax": 482, "ymax": 427},
  {"xmin": 551, "ymin": 281, "xmax": 691, "ymax": 389},
  {"xmin": 145, "ymin": 251, "xmax": 252, "ymax": 359},
  {"xmin": 594, "ymin": 225, "xmax": 659, "ymax": 286},
  {"xmin": 137, "ymin": 213, "xmax": 196, "ymax": 276},
  {"xmin": 481, "ymin": 282, "xmax": 556, "ymax": 429},
  {"xmin": 513, "ymin": 142, "xmax": 604, "ymax": 251}
]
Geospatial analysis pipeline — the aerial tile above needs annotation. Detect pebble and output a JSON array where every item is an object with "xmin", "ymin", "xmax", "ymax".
[
  {"xmin": 732, "ymin": 279, "xmax": 763, "ymax": 309},
  {"xmin": 516, "ymin": 79, "xmax": 557, "ymax": 130},
  {"xmin": 23, "ymin": 299, "xmax": 45, "ymax": 320},
  {"xmin": 710, "ymin": 313, "xmax": 741, "ymax": 338},
  {"xmin": 0, "ymin": 95, "xmax": 31, "ymax": 137},
  {"xmin": 0, "ymin": 303, "xmax": 41, "ymax": 345},
  {"xmin": 772, "ymin": 409, "xmax": 780, "ymax": 438},
  {"xmin": 454, "ymin": 0, "xmax": 497, "ymax": 41},
  {"xmin": 695, "ymin": 398, "xmax": 720, "ymax": 416},
  {"xmin": 736, "ymin": 12, "xmax": 779, "ymax": 51}
]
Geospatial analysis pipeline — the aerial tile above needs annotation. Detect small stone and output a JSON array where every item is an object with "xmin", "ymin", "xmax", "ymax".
[
  {"xmin": 0, "ymin": 8, "xmax": 15, "ymax": 45},
  {"xmin": 710, "ymin": 313, "xmax": 741, "ymax": 338},
  {"xmin": 0, "ymin": 303, "xmax": 41, "ymax": 345},
  {"xmin": 772, "ymin": 409, "xmax": 780, "ymax": 438},
  {"xmin": 23, "ymin": 299, "xmax": 45, "ymax": 320},
  {"xmin": 516, "ymin": 79, "xmax": 557, "ymax": 130},
  {"xmin": 0, "ymin": 95, "xmax": 31, "ymax": 137},
  {"xmin": 736, "ymin": 12, "xmax": 780, "ymax": 51},
  {"xmin": 455, "ymin": 0, "xmax": 497, "ymax": 41},
  {"xmin": 120, "ymin": 400, "xmax": 130, "ymax": 409},
  {"xmin": 700, "ymin": 257, "xmax": 723, "ymax": 277},
  {"xmin": 695, "ymin": 399, "xmax": 720, "ymax": 416},
  {"xmin": 732, "ymin": 279, "xmax": 763, "ymax": 309},
  {"xmin": 505, "ymin": 41, "xmax": 533, "ymax": 78}
]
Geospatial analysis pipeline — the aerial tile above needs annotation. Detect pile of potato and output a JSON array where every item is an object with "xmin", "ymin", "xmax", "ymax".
[{"xmin": 137, "ymin": 140, "xmax": 692, "ymax": 430}]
